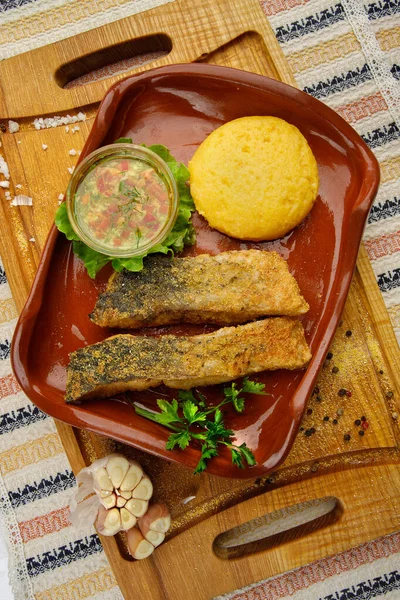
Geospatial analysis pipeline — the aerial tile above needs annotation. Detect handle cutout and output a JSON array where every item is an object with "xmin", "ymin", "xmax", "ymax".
[
  {"xmin": 213, "ymin": 496, "xmax": 343, "ymax": 560},
  {"xmin": 55, "ymin": 34, "xmax": 172, "ymax": 89}
]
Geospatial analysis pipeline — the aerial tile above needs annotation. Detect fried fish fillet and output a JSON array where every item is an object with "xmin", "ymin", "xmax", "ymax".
[
  {"xmin": 90, "ymin": 250, "xmax": 309, "ymax": 329},
  {"xmin": 65, "ymin": 317, "xmax": 311, "ymax": 403}
]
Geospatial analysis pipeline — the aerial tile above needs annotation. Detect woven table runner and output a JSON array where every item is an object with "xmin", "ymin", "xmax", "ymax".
[{"xmin": 0, "ymin": 0, "xmax": 399, "ymax": 599}]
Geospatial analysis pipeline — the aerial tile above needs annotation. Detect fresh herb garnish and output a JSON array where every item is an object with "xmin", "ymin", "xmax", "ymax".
[
  {"xmin": 133, "ymin": 378, "xmax": 267, "ymax": 474},
  {"xmin": 55, "ymin": 141, "xmax": 196, "ymax": 278}
]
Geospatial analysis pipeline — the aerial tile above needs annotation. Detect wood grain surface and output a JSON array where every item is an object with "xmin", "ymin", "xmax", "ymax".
[{"xmin": 0, "ymin": 0, "xmax": 399, "ymax": 598}]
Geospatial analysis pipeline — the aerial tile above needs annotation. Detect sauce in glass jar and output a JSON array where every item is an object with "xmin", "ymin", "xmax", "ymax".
[{"xmin": 67, "ymin": 144, "xmax": 179, "ymax": 257}]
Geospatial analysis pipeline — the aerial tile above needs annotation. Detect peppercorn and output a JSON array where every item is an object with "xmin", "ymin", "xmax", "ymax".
[
  {"xmin": 300, "ymin": 427, "xmax": 304, "ymax": 431},
  {"xmin": 361, "ymin": 421, "xmax": 369, "ymax": 430},
  {"xmin": 323, "ymin": 416, "xmax": 330, "ymax": 421},
  {"xmin": 332, "ymin": 366, "xmax": 339, "ymax": 374},
  {"xmin": 344, "ymin": 434, "xmax": 351, "ymax": 441},
  {"xmin": 307, "ymin": 408, "xmax": 313, "ymax": 415},
  {"xmin": 379, "ymin": 370, "xmax": 384, "ymax": 375},
  {"xmin": 313, "ymin": 386, "xmax": 320, "ymax": 395},
  {"xmin": 333, "ymin": 419, "xmax": 338, "ymax": 425},
  {"xmin": 0, "ymin": 123, "xmax": 6, "ymax": 133},
  {"xmin": 361, "ymin": 416, "xmax": 366, "ymax": 422},
  {"xmin": 358, "ymin": 430, "xmax": 365, "ymax": 436},
  {"xmin": 386, "ymin": 391, "xmax": 394, "ymax": 399},
  {"xmin": 345, "ymin": 330, "xmax": 352, "ymax": 337},
  {"xmin": 305, "ymin": 429, "xmax": 312, "ymax": 437},
  {"xmin": 338, "ymin": 388, "xmax": 347, "ymax": 397},
  {"xmin": 326, "ymin": 352, "xmax": 333, "ymax": 360},
  {"xmin": 316, "ymin": 395, "xmax": 322, "ymax": 402},
  {"xmin": 354, "ymin": 419, "xmax": 361, "ymax": 426},
  {"xmin": 310, "ymin": 427, "xmax": 316, "ymax": 434},
  {"xmin": 337, "ymin": 408, "xmax": 344, "ymax": 416},
  {"xmin": 345, "ymin": 390, "xmax": 352, "ymax": 397}
]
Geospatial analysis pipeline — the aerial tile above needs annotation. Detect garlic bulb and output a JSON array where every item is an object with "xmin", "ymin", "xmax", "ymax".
[{"xmin": 69, "ymin": 453, "xmax": 152, "ymax": 536}]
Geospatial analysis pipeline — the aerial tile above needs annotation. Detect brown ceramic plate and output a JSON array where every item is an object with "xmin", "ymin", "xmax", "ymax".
[{"xmin": 11, "ymin": 64, "xmax": 379, "ymax": 478}]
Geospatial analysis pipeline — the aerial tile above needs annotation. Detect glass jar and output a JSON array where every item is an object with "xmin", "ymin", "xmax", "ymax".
[{"xmin": 66, "ymin": 144, "xmax": 179, "ymax": 257}]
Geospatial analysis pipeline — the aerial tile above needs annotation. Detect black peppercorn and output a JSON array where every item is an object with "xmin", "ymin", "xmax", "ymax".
[
  {"xmin": 326, "ymin": 352, "xmax": 333, "ymax": 360},
  {"xmin": 323, "ymin": 416, "xmax": 329, "ymax": 421},
  {"xmin": 344, "ymin": 433, "xmax": 351, "ymax": 441},
  {"xmin": 358, "ymin": 430, "xmax": 365, "ymax": 437},
  {"xmin": 338, "ymin": 388, "xmax": 347, "ymax": 397},
  {"xmin": 307, "ymin": 408, "xmax": 313, "ymax": 415},
  {"xmin": 354, "ymin": 419, "xmax": 361, "ymax": 426},
  {"xmin": 332, "ymin": 366, "xmax": 339, "ymax": 374},
  {"xmin": 332, "ymin": 419, "xmax": 338, "ymax": 425},
  {"xmin": 345, "ymin": 330, "xmax": 352, "ymax": 337}
]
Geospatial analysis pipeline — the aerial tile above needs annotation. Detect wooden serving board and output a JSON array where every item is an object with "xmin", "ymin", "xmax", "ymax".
[{"xmin": 0, "ymin": 0, "xmax": 399, "ymax": 598}]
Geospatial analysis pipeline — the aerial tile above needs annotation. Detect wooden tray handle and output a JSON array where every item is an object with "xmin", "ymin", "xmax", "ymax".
[
  {"xmin": 0, "ymin": 0, "xmax": 276, "ymax": 119},
  {"xmin": 212, "ymin": 495, "xmax": 342, "ymax": 559},
  {"xmin": 99, "ymin": 463, "xmax": 400, "ymax": 600}
]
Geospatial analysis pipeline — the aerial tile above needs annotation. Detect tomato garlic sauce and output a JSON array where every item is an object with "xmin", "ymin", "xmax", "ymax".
[{"xmin": 74, "ymin": 157, "xmax": 171, "ymax": 253}]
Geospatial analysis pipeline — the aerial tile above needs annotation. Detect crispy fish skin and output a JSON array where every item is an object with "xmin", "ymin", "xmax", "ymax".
[
  {"xmin": 65, "ymin": 318, "xmax": 311, "ymax": 403},
  {"xmin": 90, "ymin": 250, "xmax": 309, "ymax": 329}
]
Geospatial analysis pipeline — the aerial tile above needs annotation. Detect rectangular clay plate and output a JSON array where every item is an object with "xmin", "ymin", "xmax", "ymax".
[{"xmin": 11, "ymin": 64, "xmax": 380, "ymax": 478}]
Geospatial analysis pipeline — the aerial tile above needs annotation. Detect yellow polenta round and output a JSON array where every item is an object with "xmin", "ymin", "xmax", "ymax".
[{"xmin": 188, "ymin": 116, "xmax": 319, "ymax": 240}]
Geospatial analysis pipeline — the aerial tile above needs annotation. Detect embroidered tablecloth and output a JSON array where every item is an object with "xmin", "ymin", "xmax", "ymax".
[{"xmin": 0, "ymin": 0, "xmax": 399, "ymax": 599}]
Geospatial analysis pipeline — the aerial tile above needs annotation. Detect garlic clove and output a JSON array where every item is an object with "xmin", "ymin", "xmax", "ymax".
[
  {"xmin": 125, "ymin": 498, "xmax": 148, "ymax": 518},
  {"xmin": 139, "ymin": 503, "xmax": 171, "ymax": 534},
  {"xmin": 99, "ymin": 490, "xmax": 112, "ymax": 498},
  {"xmin": 119, "ymin": 489, "xmax": 132, "ymax": 500},
  {"xmin": 106, "ymin": 455, "xmax": 130, "ymax": 489},
  {"xmin": 120, "ymin": 507, "xmax": 137, "ymax": 531},
  {"xmin": 116, "ymin": 496, "xmax": 127, "ymax": 508},
  {"xmin": 143, "ymin": 529, "xmax": 165, "ymax": 548},
  {"xmin": 100, "ymin": 492, "xmax": 116, "ymax": 509},
  {"xmin": 120, "ymin": 462, "xmax": 144, "ymax": 492},
  {"xmin": 96, "ymin": 506, "xmax": 121, "ymax": 536},
  {"xmin": 126, "ymin": 528, "xmax": 154, "ymax": 560},
  {"xmin": 131, "ymin": 476, "xmax": 153, "ymax": 500},
  {"xmin": 93, "ymin": 467, "xmax": 113, "ymax": 492}
]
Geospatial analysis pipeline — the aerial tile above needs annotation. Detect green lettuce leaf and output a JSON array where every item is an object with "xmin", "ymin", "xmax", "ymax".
[{"xmin": 54, "ymin": 142, "xmax": 196, "ymax": 278}]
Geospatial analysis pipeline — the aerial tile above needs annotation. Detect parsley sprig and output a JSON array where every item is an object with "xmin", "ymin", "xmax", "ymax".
[{"xmin": 133, "ymin": 378, "xmax": 267, "ymax": 474}]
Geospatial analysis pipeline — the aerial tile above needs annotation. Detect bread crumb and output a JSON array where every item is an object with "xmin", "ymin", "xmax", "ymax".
[
  {"xmin": 29, "ymin": 237, "xmax": 35, "ymax": 242},
  {"xmin": 58, "ymin": 193, "xmax": 65, "ymax": 201},
  {"xmin": 67, "ymin": 166, "xmax": 75, "ymax": 174},
  {"xmin": 0, "ymin": 181, "xmax": 10, "ymax": 188},
  {"xmin": 42, "ymin": 144, "xmax": 48, "ymax": 150},
  {"xmin": 15, "ymin": 184, "xmax": 22, "ymax": 189},
  {"xmin": 69, "ymin": 149, "xmax": 77, "ymax": 156}
]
